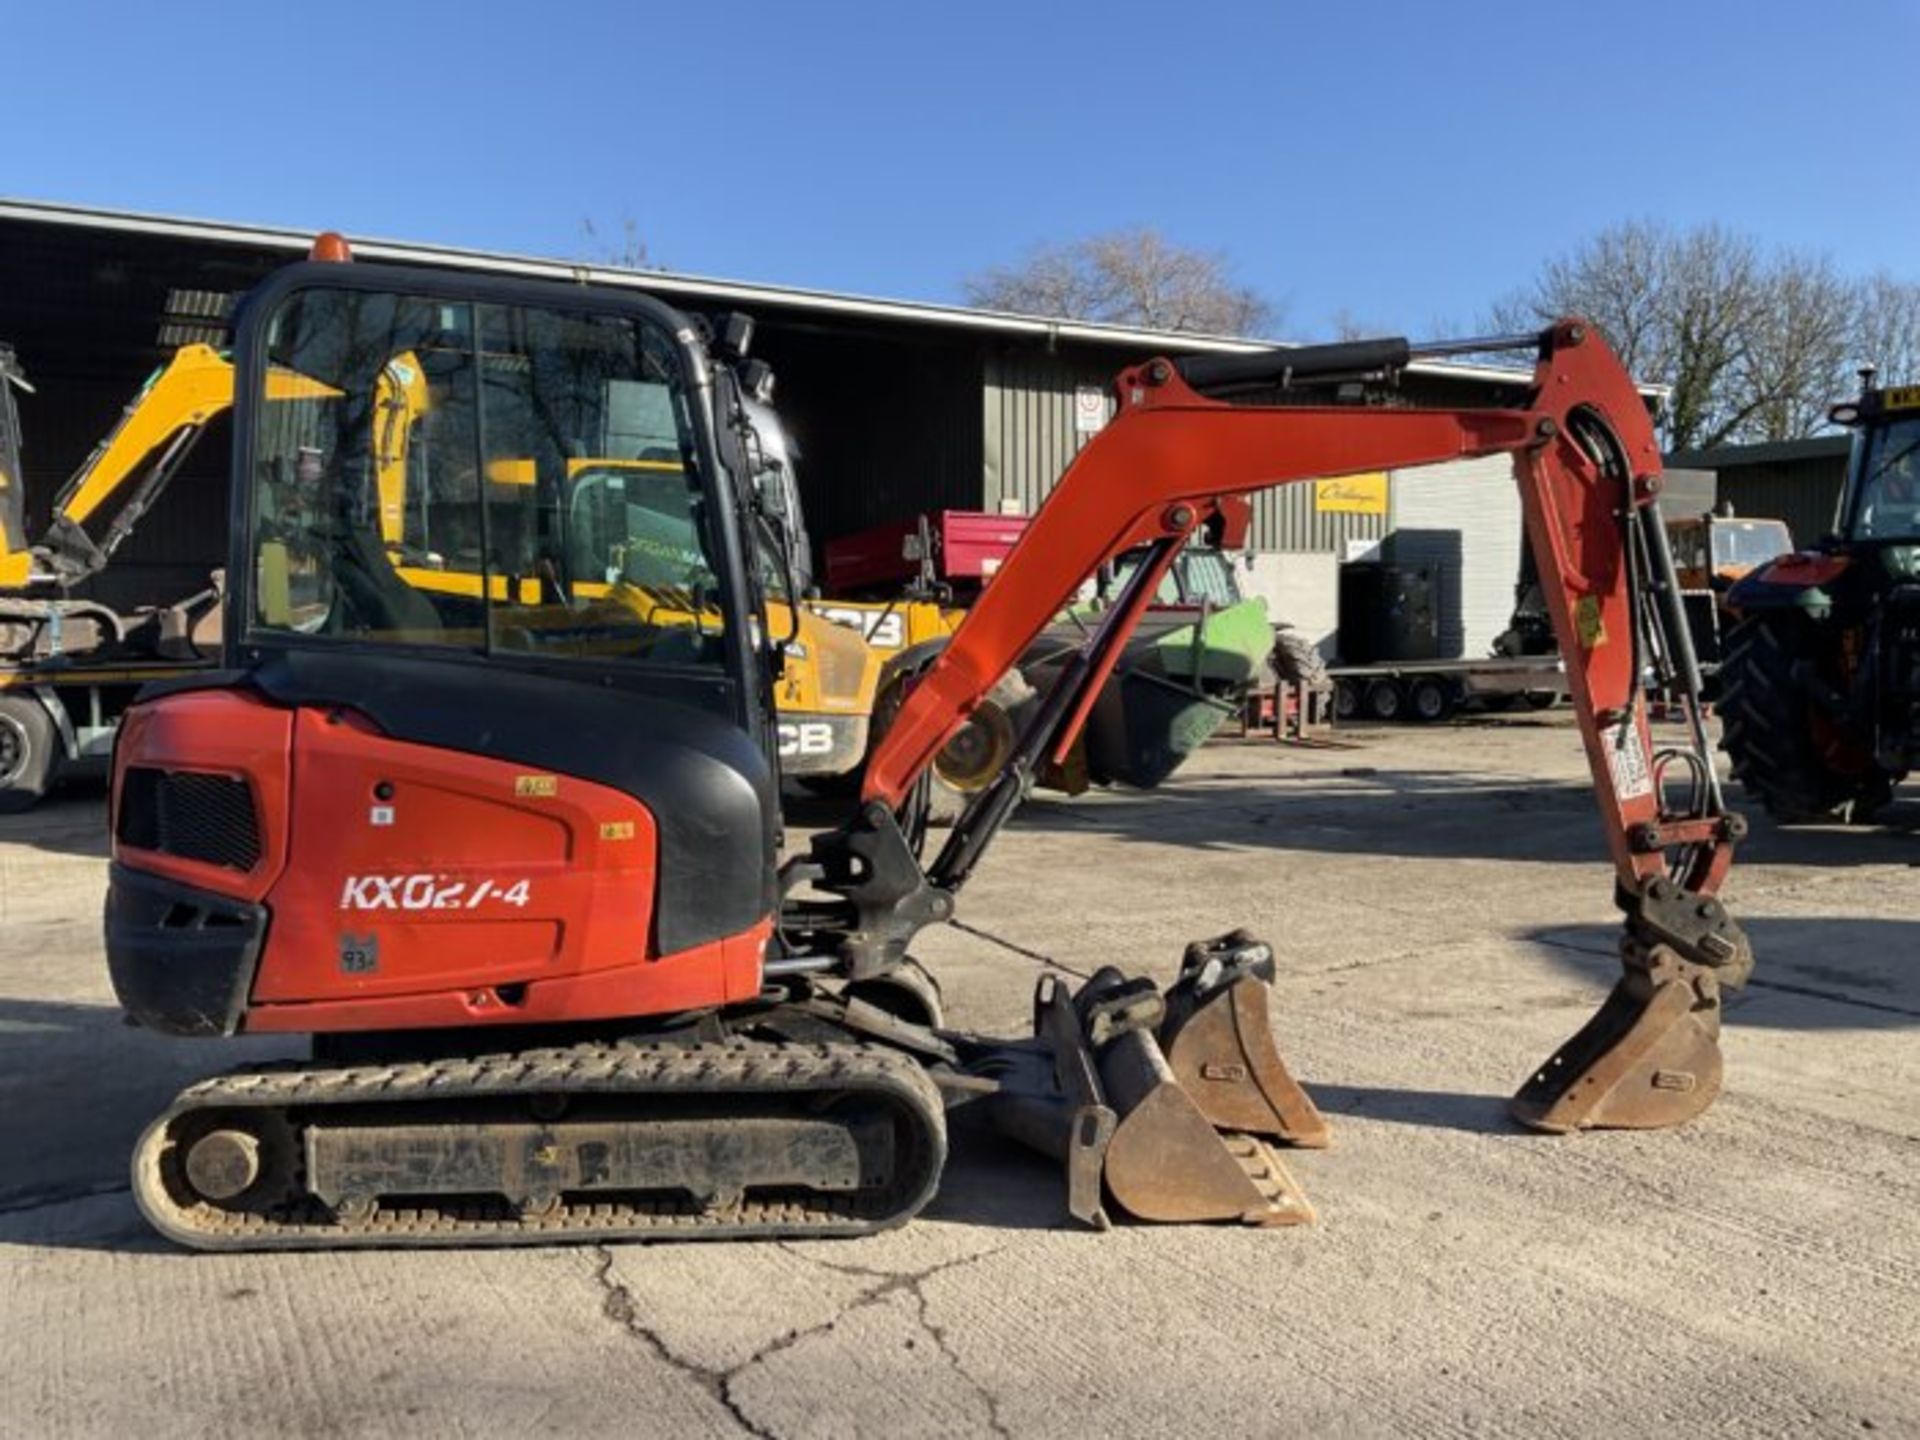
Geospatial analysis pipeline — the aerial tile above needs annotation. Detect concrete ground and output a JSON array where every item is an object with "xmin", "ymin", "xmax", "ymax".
[{"xmin": 2, "ymin": 713, "xmax": 1916, "ymax": 1438}]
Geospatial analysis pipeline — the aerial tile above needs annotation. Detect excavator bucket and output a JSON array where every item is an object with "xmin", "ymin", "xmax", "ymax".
[
  {"xmin": 1159, "ymin": 932, "xmax": 1330, "ymax": 1148},
  {"xmin": 987, "ymin": 933, "xmax": 1321, "ymax": 1228},
  {"xmin": 1510, "ymin": 942, "xmax": 1728, "ymax": 1132}
]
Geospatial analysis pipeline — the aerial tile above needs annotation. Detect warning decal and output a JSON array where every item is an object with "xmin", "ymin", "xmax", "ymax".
[{"xmin": 1605, "ymin": 727, "xmax": 1654, "ymax": 802}]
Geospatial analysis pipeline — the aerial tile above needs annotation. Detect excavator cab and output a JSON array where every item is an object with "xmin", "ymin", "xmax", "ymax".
[{"xmin": 238, "ymin": 276, "xmax": 755, "ymax": 670}]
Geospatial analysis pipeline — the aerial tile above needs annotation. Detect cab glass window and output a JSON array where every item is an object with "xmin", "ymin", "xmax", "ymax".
[
  {"xmin": 1850, "ymin": 417, "xmax": 1920, "ymax": 541},
  {"xmin": 246, "ymin": 287, "xmax": 728, "ymax": 673},
  {"xmin": 0, "ymin": 362, "xmax": 26, "ymax": 556},
  {"xmin": 1177, "ymin": 550, "xmax": 1241, "ymax": 606}
]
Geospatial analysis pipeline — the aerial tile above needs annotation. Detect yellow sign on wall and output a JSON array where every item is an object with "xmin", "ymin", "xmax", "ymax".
[{"xmin": 1313, "ymin": 472, "xmax": 1389, "ymax": 515}]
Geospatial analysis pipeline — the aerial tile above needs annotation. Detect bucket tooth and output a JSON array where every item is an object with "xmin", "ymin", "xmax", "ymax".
[
  {"xmin": 1160, "ymin": 932, "xmax": 1330, "ymax": 1148},
  {"xmin": 1511, "ymin": 943, "xmax": 1726, "ymax": 1133},
  {"xmin": 1097, "ymin": 1027, "xmax": 1311, "ymax": 1226}
]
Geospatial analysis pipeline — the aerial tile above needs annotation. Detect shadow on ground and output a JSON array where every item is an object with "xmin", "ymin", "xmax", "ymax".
[
  {"xmin": 0, "ymin": 784, "xmax": 110, "ymax": 859},
  {"xmin": 1299, "ymin": 1082, "xmax": 1518, "ymax": 1136},
  {"xmin": 0, "ymin": 997, "xmax": 1083, "ymax": 1254},
  {"xmin": 1009, "ymin": 768, "xmax": 1920, "ymax": 869},
  {"xmin": 1526, "ymin": 917, "xmax": 1920, "ymax": 1030},
  {"xmin": 0, "ymin": 996, "xmax": 300, "ymax": 1250}
]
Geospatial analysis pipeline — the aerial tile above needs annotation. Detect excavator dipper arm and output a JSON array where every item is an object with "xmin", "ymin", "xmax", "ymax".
[{"xmin": 799, "ymin": 323, "xmax": 1751, "ymax": 1220}]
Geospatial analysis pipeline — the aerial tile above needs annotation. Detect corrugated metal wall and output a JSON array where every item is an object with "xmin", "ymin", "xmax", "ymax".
[
  {"xmin": 981, "ymin": 349, "xmax": 1113, "ymax": 516},
  {"xmin": 982, "ymin": 346, "xmax": 1387, "ymax": 554},
  {"xmin": 1715, "ymin": 456, "xmax": 1847, "ymax": 550},
  {"xmin": 757, "ymin": 326, "xmax": 983, "ymax": 552},
  {"xmin": 1386, "ymin": 454, "xmax": 1523, "ymax": 659},
  {"xmin": 1244, "ymin": 480, "xmax": 1388, "ymax": 555}
]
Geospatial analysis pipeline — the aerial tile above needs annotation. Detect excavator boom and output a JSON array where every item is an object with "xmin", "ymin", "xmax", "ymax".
[
  {"xmin": 864, "ymin": 324, "xmax": 1713, "ymax": 894},
  {"xmin": 28, "ymin": 343, "xmax": 342, "ymax": 586},
  {"xmin": 801, "ymin": 321, "xmax": 1751, "ymax": 1203}
]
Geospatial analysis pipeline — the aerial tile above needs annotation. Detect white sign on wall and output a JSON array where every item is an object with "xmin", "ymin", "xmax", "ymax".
[{"xmin": 1074, "ymin": 386, "xmax": 1108, "ymax": 434}]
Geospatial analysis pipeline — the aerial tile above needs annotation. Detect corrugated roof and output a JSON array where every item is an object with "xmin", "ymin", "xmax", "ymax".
[
  {"xmin": 1667, "ymin": 436, "xmax": 1851, "ymax": 470},
  {"xmin": 0, "ymin": 196, "xmax": 1612, "ymax": 391}
]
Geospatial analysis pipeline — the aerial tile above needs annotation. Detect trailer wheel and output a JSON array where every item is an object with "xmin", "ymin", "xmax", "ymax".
[
  {"xmin": 1333, "ymin": 679, "xmax": 1361, "ymax": 721},
  {"xmin": 1363, "ymin": 679, "xmax": 1404, "ymax": 722},
  {"xmin": 1407, "ymin": 676, "xmax": 1457, "ymax": 723},
  {"xmin": 0, "ymin": 694, "xmax": 60, "ymax": 814}
]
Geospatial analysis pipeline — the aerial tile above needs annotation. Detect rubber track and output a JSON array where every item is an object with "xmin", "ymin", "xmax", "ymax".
[{"xmin": 132, "ymin": 1039, "xmax": 947, "ymax": 1252}]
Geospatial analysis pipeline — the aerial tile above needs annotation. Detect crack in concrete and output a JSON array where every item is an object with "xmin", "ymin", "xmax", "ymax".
[
  {"xmin": 1744, "ymin": 976, "xmax": 1920, "ymax": 1020},
  {"xmin": 591, "ymin": 1245, "xmax": 778, "ymax": 1439},
  {"xmin": 589, "ymin": 1243, "xmax": 1007, "ymax": 1440},
  {"xmin": 779, "ymin": 1244, "xmax": 1013, "ymax": 1440}
]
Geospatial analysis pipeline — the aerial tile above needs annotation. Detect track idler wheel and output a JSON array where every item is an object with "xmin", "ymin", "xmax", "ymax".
[{"xmin": 1510, "ymin": 940, "xmax": 1730, "ymax": 1132}]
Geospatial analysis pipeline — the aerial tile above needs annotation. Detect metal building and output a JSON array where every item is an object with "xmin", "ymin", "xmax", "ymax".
[
  {"xmin": 1667, "ymin": 437, "xmax": 1850, "ymax": 550},
  {"xmin": 1, "ymin": 198, "xmax": 1564, "ymax": 644}
]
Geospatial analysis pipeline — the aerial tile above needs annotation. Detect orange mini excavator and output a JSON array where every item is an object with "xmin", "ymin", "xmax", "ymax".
[{"xmin": 106, "ymin": 242, "xmax": 1750, "ymax": 1248}]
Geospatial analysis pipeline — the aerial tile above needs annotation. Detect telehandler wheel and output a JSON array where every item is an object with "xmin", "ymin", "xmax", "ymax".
[
  {"xmin": 873, "ymin": 664, "xmax": 1038, "ymax": 826},
  {"xmin": 0, "ymin": 694, "xmax": 60, "ymax": 814},
  {"xmin": 1719, "ymin": 612, "xmax": 1896, "ymax": 824}
]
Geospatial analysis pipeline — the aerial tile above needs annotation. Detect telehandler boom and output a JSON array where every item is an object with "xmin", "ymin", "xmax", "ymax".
[{"xmin": 105, "ymin": 244, "xmax": 1750, "ymax": 1247}]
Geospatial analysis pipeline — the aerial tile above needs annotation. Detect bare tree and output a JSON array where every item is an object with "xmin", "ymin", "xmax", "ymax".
[
  {"xmin": 1492, "ymin": 222, "xmax": 1920, "ymax": 449},
  {"xmin": 1493, "ymin": 222, "xmax": 1775, "ymax": 450},
  {"xmin": 1852, "ymin": 272, "xmax": 1920, "ymax": 386},
  {"xmin": 963, "ymin": 227, "xmax": 1276, "ymax": 337},
  {"xmin": 1326, "ymin": 307, "xmax": 1383, "ymax": 342},
  {"xmin": 581, "ymin": 216, "xmax": 656, "ymax": 270},
  {"xmin": 1739, "ymin": 252, "xmax": 1855, "ymax": 442}
]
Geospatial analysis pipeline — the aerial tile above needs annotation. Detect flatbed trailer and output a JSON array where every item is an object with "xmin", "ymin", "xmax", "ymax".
[
  {"xmin": 1327, "ymin": 654, "xmax": 1566, "ymax": 723},
  {"xmin": 0, "ymin": 657, "xmax": 210, "ymax": 810}
]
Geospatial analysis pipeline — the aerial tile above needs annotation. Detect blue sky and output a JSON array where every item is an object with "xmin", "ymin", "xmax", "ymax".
[{"xmin": 8, "ymin": 2, "xmax": 1914, "ymax": 340}]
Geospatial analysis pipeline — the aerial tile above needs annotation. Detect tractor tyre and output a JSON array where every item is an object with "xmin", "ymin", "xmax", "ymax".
[
  {"xmin": 1269, "ymin": 627, "xmax": 1331, "ymax": 693},
  {"xmin": 1719, "ymin": 613, "xmax": 1895, "ymax": 824},
  {"xmin": 0, "ymin": 694, "xmax": 61, "ymax": 814}
]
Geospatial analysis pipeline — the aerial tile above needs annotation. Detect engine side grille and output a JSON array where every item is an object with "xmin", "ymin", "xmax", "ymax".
[{"xmin": 117, "ymin": 768, "xmax": 262, "ymax": 872}]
